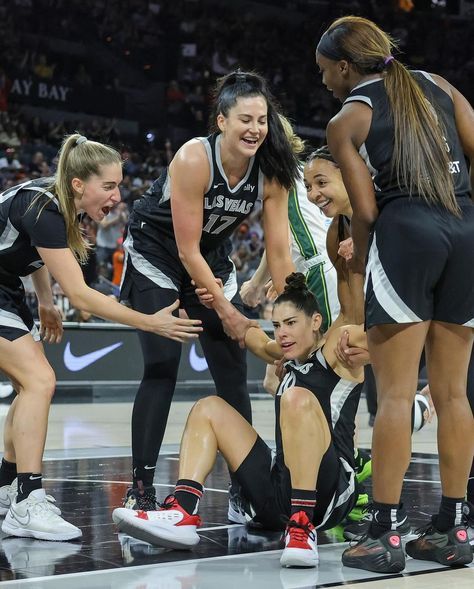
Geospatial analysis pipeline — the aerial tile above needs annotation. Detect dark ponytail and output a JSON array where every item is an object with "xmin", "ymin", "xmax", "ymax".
[
  {"xmin": 274, "ymin": 272, "xmax": 321, "ymax": 317},
  {"xmin": 209, "ymin": 71, "xmax": 299, "ymax": 190}
]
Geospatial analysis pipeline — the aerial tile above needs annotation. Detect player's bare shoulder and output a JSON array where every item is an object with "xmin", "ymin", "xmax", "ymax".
[{"xmin": 169, "ymin": 138, "xmax": 210, "ymax": 188}]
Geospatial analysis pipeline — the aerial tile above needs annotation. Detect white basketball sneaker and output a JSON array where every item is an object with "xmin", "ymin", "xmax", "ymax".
[
  {"xmin": 2, "ymin": 488, "xmax": 81, "ymax": 541},
  {"xmin": 280, "ymin": 511, "xmax": 319, "ymax": 568},
  {"xmin": 112, "ymin": 494, "xmax": 201, "ymax": 549},
  {"xmin": 0, "ymin": 481, "xmax": 16, "ymax": 516},
  {"xmin": 0, "ymin": 479, "xmax": 61, "ymax": 516}
]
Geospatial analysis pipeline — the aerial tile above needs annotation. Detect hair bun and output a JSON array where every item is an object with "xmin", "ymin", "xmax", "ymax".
[{"xmin": 284, "ymin": 272, "xmax": 308, "ymax": 293}]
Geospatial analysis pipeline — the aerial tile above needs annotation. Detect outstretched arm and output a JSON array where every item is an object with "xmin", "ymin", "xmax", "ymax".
[
  {"xmin": 262, "ymin": 179, "xmax": 295, "ymax": 294},
  {"xmin": 240, "ymin": 250, "xmax": 270, "ymax": 307},
  {"xmin": 244, "ymin": 326, "xmax": 282, "ymax": 364},
  {"xmin": 170, "ymin": 141, "xmax": 255, "ymax": 345},
  {"xmin": 38, "ymin": 247, "xmax": 202, "ymax": 342}
]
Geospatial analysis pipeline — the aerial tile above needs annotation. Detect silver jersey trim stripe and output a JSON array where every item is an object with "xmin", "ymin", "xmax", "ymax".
[
  {"xmin": 22, "ymin": 185, "xmax": 59, "ymax": 208},
  {"xmin": 198, "ymin": 136, "xmax": 214, "ymax": 194},
  {"xmin": 257, "ymin": 168, "xmax": 264, "ymax": 202},
  {"xmin": 215, "ymin": 134, "xmax": 255, "ymax": 194},
  {"xmin": 0, "ymin": 220, "xmax": 19, "ymax": 252},
  {"xmin": 350, "ymin": 78, "xmax": 383, "ymax": 92},
  {"xmin": 366, "ymin": 232, "xmax": 421, "ymax": 323},
  {"xmin": 413, "ymin": 70, "xmax": 437, "ymax": 85},
  {"xmin": 344, "ymin": 95, "xmax": 373, "ymax": 108},
  {"xmin": 122, "ymin": 232, "xmax": 178, "ymax": 291}
]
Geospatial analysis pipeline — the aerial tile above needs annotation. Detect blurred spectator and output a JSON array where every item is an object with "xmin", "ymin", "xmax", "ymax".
[
  {"xmin": 0, "ymin": 147, "xmax": 21, "ymax": 170},
  {"xmin": 95, "ymin": 201, "xmax": 128, "ymax": 269},
  {"xmin": 112, "ymin": 237, "xmax": 125, "ymax": 286},
  {"xmin": 33, "ymin": 53, "xmax": 56, "ymax": 79}
]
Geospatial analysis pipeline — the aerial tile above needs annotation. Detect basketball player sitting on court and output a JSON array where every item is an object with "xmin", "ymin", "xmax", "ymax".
[{"xmin": 113, "ymin": 272, "xmax": 368, "ymax": 568}]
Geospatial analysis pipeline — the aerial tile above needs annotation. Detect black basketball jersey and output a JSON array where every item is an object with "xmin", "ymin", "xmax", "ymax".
[
  {"xmin": 0, "ymin": 178, "xmax": 68, "ymax": 289},
  {"xmin": 275, "ymin": 348, "xmax": 362, "ymax": 467},
  {"xmin": 131, "ymin": 133, "xmax": 264, "ymax": 253},
  {"xmin": 344, "ymin": 71, "xmax": 471, "ymax": 209}
]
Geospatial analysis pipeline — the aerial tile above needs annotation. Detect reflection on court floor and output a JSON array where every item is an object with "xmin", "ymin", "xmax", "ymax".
[{"xmin": 0, "ymin": 451, "xmax": 471, "ymax": 588}]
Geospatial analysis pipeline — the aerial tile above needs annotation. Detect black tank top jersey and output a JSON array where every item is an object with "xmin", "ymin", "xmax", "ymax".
[
  {"xmin": 0, "ymin": 177, "xmax": 68, "ymax": 289},
  {"xmin": 132, "ymin": 133, "xmax": 264, "ymax": 254},
  {"xmin": 344, "ymin": 71, "xmax": 471, "ymax": 209},
  {"xmin": 275, "ymin": 348, "xmax": 362, "ymax": 467}
]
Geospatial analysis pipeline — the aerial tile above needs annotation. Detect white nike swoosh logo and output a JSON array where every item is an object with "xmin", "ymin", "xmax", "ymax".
[
  {"xmin": 63, "ymin": 342, "xmax": 123, "ymax": 372},
  {"xmin": 213, "ymin": 183, "xmax": 223, "ymax": 189},
  {"xmin": 143, "ymin": 465, "xmax": 155, "ymax": 470},
  {"xmin": 10, "ymin": 508, "xmax": 30, "ymax": 527},
  {"xmin": 29, "ymin": 475, "xmax": 42, "ymax": 480},
  {"xmin": 189, "ymin": 343, "xmax": 208, "ymax": 372}
]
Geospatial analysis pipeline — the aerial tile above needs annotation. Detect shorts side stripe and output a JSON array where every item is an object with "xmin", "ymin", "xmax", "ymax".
[
  {"xmin": 315, "ymin": 457, "xmax": 355, "ymax": 530},
  {"xmin": 330, "ymin": 380, "xmax": 358, "ymax": 429},
  {"xmin": 0, "ymin": 309, "xmax": 29, "ymax": 332},
  {"xmin": 367, "ymin": 233, "xmax": 421, "ymax": 323},
  {"xmin": 123, "ymin": 232, "xmax": 178, "ymax": 291},
  {"xmin": 223, "ymin": 257, "xmax": 238, "ymax": 302}
]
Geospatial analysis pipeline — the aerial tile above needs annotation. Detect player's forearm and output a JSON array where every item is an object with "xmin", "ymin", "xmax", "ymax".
[
  {"xmin": 31, "ymin": 266, "xmax": 55, "ymax": 306},
  {"xmin": 249, "ymin": 250, "xmax": 270, "ymax": 288},
  {"xmin": 267, "ymin": 251, "xmax": 295, "ymax": 295},
  {"xmin": 179, "ymin": 250, "xmax": 233, "ymax": 316}
]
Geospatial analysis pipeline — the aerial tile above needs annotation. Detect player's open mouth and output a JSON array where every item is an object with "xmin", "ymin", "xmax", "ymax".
[
  {"xmin": 102, "ymin": 206, "xmax": 111, "ymax": 215},
  {"xmin": 281, "ymin": 342, "xmax": 295, "ymax": 351},
  {"xmin": 242, "ymin": 137, "xmax": 258, "ymax": 146}
]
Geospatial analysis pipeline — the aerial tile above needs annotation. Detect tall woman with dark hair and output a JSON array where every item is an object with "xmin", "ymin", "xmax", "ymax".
[
  {"xmin": 315, "ymin": 16, "xmax": 473, "ymax": 573},
  {"xmin": 120, "ymin": 71, "xmax": 299, "ymax": 516}
]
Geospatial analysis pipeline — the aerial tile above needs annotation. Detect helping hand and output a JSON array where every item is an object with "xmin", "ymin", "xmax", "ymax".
[
  {"xmin": 240, "ymin": 280, "xmax": 263, "ymax": 307},
  {"xmin": 335, "ymin": 330, "xmax": 370, "ymax": 369},
  {"xmin": 193, "ymin": 278, "xmax": 223, "ymax": 309},
  {"xmin": 151, "ymin": 300, "xmax": 203, "ymax": 342},
  {"xmin": 39, "ymin": 304, "xmax": 64, "ymax": 344}
]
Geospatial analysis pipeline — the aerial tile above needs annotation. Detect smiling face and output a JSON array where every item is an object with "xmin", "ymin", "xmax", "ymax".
[
  {"xmin": 304, "ymin": 157, "xmax": 352, "ymax": 218},
  {"xmin": 315, "ymin": 52, "xmax": 351, "ymax": 102},
  {"xmin": 217, "ymin": 95, "xmax": 268, "ymax": 158},
  {"xmin": 72, "ymin": 162, "xmax": 123, "ymax": 222},
  {"xmin": 272, "ymin": 301, "xmax": 321, "ymax": 362}
]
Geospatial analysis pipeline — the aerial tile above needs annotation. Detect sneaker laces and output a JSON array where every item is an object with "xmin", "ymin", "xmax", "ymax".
[
  {"xmin": 286, "ymin": 518, "xmax": 316, "ymax": 543},
  {"xmin": 158, "ymin": 494, "xmax": 178, "ymax": 509},
  {"xmin": 124, "ymin": 483, "xmax": 157, "ymax": 509},
  {"xmin": 25, "ymin": 495, "xmax": 62, "ymax": 521}
]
